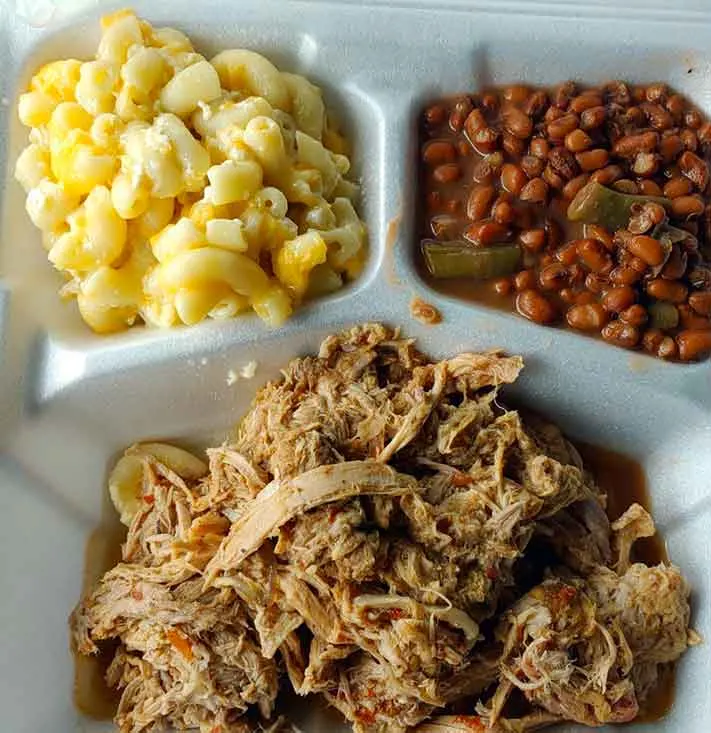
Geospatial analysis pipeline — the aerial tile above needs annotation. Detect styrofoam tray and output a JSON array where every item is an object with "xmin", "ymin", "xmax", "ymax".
[{"xmin": 1, "ymin": 1, "xmax": 710, "ymax": 732}]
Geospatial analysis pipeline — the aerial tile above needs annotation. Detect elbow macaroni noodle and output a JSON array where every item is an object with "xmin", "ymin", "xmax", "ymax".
[{"xmin": 15, "ymin": 9, "xmax": 367, "ymax": 333}]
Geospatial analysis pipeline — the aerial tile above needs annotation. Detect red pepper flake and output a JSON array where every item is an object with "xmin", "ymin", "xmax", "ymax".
[
  {"xmin": 355, "ymin": 708, "xmax": 376, "ymax": 724},
  {"xmin": 328, "ymin": 507, "xmax": 341, "ymax": 524},
  {"xmin": 558, "ymin": 585, "xmax": 577, "ymax": 604},
  {"xmin": 451, "ymin": 472, "xmax": 473, "ymax": 487},
  {"xmin": 143, "ymin": 494, "xmax": 155, "ymax": 505},
  {"xmin": 485, "ymin": 565, "xmax": 499, "ymax": 580},
  {"xmin": 385, "ymin": 608, "xmax": 405, "ymax": 620},
  {"xmin": 166, "ymin": 628, "xmax": 194, "ymax": 661},
  {"xmin": 454, "ymin": 715, "xmax": 485, "ymax": 731}
]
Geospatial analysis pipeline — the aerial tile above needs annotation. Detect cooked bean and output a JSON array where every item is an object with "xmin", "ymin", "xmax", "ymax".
[
  {"xmin": 560, "ymin": 173, "xmax": 590, "ymax": 201},
  {"xmin": 519, "ymin": 177, "xmax": 549, "ymax": 203},
  {"xmin": 612, "ymin": 131, "xmax": 659, "ymax": 157},
  {"xmin": 632, "ymin": 152, "xmax": 659, "ymax": 177},
  {"xmin": 539, "ymin": 263, "xmax": 569, "ymax": 291},
  {"xmin": 659, "ymin": 134, "xmax": 684, "ymax": 163},
  {"xmin": 623, "ymin": 106, "xmax": 645, "ymax": 127},
  {"xmin": 471, "ymin": 127, "xmax": 500, "ymax": 154},
  {"xmin": 502, "ymin": 105, "xmax": 534, "ymax": 139},
  {"xmin": 647, "ymin": 278, "xmax": 688, "ymax": 303},
  {"xmin": 466, "ymin": 184, "xmax": 496, "ymax": 221},
  {"xmin": 502, "ymin": 85, "xmax": 530, "ymax": 104},
  {"xmin": 685, "ymin": 108, "xmax": 703, "ymax": 130},
  {"xmin": 520, "ymin": 90, "xmax": 547, "ymax": 118},
  {"xmin": 576, "ymin": 238, "xmax": 610, "ymax": 272},
  {"xmin": 585, "ymin": 272, "xmax": 607, "ymax": 294},
  {"xmin": 463, "ymin": 219, "xmax": 511, "ymax": 246},
  {"xmin": 492, "ymin": 197, "xmax": 515, "ymax": 225},
  {"xmin": 554, "ymin": 81, "xmax": 577, "ymax": 109},
  {"xmin": 569, "ymin": 93, "xmax": 603, "ymax": 114},
  {"xmin": 545, "ymin": 106, "xmax": 564, "ymax": 123},
  {"xmin": 602, "ymin": 286, "xmax": 636, "ymax": 313},
  {"xmin": 503, "ymin": 132, "xmax": 526, "ymax": 157},
  {"xmin": 660, "ymin": 246, "xmax": 688, "ymax": 280},
  {"xmin": 514, "ymin": 269, "xmax": 537, "ymax": 292},
  {"xmin": 521, "ymin": 154, "xmax": 545, "ymax": 178},
  {"xmin": 519, "ymin": 228, "xmax": 546, "ymax": 253},
  {"xmin": 424, "ymin": 104, "xmax": 447, "ymax": 126},
  {"xmin": 698, "ymin": 121, "xmax": 711, "ymax": 145},
  {"xmin": 560, "ymin": 287, "xmax": 577, "ymax": 305},
  {"xmin": 500, "ymin": 163, "xmax": 527, "ymax": 196},
  {"xmin": 665, "ymin": 94, "xmax": 686, "ymax": 121},
  {"xmin": 542, "ymin": 164, "xmax": 565, "ymax": 190},
  {"xmin": 642, "ymin": 328, "xmax": 663, "ymax": 352},
  {"xmin": 516, "ymin": 289, "xmax": 558, "ymax": 323},
  {"xmin": 628, "ymin": 202, "xmax": 666, "ymax": 234},
  {"xmin": 548, "ymin": 147, "xmax": 579, "ymax": 180},
  {"xmin": 602, "ymin": 320, "xmax": 640, "ymax": 347},
  {"xmin": 680, "ymin": 128, "xmax": 698, "ymax": 151},
  {"xmin": 576, "ymin": 148, "xmax": 610, "ymax": 172},
  {"xmin": 645, "ymin": 83, "xmax": 667, "ymax": 103},
  {"xmin": 678, "ymin": 304, "xmax": 711, "ymax": 330},
  {"xmin": 664, "ymin": 176, "xmax": 693, "ymax": 199},
  {"xmin": 640, "ymin": 102, "xmax": 673, "ymax": 130},
  {"xmin": 567, "ymin": 263, "xmax": 586, "ymax": 286},
  {"xmin": 492, "ymin": 277, "xmax": 513, "ymax": 296},
  {"xmin": 433, "ymin": 163, "xmax": 461, "ymax": 183},
  {"xmin": 463, "ymin": 108, "xmax": 486, "ymax": 138},
  {"xmin": 580, "ymin": 105, "xmax": 607, "ymax": 130},
  {"xmin": 566, "ymin": 303, "xmax": 608, "ymax": 331},
  {"xmin": 638, "ymin": 180, "xmax": 664, "ymax": 197},
  {"xmin": 583, "ymin": 224, "xmax": 614, "ymax": 252},
  {"xmin": 679, "ymin": 150, "xmax": 709, "ymax": 190},
  {"xmin": 626, "ymin": 235, "xmax": 665, "ymax": 266},
  {"xmin": 613, "ymin": 179, "xmax": 640, "ymax": 194},
  {"xmin": 450, "ymin": 97, "xmax": 474, "ymax": 132},
  {"xmin": 643, "ymin": 328, "xmax": 678, "ymax": 359},
  {"xmin": 609, "ymin": 265, "xmax": 642, "ymax": 285},
  {"xmin": 547, "ymin": 113, "xmax": 579, "ymax": 140},
  {"xmin": 565, "ymin": 129, "xmax": 593, "ymax": 153},
  {"xmin": 555, "ymin": 242, "xmax": 579, "ymax": 266},
  {"xmin": 677, "ymin": 329, "xmax": 711, "ymax": 360},
  {"xmin": 619, "ymin": 304, "xmax": 648, "ymax": 327},
  {"xmin": 607, "ymin": 80, "xmax": 632, "ymax": 105},
  {"xmin": 672, "ymin": 194, "xmax": 705, "ymax": 218},
  {"xmin": 689, "ymin": 291, "xmax": 711, "ymax": 316},
  {"xmin": 471, "ymin": 152, "xmax": 504, "ymax": 183},
  {"xmin": 423, "ymin": 140, "xmax": 457, "ymax": 165},
  {"xmin": 529, "ymin": 137, "xmax": 550, "ymax": 158},
  {"xmin": 481, "ymin": 93, "xmax": 498, "ymax": 113}
]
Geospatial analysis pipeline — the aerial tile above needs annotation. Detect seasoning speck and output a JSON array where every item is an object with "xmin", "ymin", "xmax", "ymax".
[{"xmin": 410, "ymin": 297, "xmax": 442, "ymax": 325}]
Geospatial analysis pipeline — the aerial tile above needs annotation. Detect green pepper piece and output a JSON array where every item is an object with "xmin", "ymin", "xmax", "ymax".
[
  {"xmin": 567, "ymin": 181, "xmax": 672, "ymax": 230},
  {"xmin": 648, "ymin": 301, "xmax": 679, "ymax": 330},
  {"xmin": 422, "ymin": 240, "xmax": 521, "ymax": 280}
]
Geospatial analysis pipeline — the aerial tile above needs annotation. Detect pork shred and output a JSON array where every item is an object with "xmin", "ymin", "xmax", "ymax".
[{"xmin": 70, "ymin": 323, "xmax": 697, "ymax": 733}]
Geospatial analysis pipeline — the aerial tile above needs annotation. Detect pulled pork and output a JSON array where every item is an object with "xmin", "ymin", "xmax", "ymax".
[{"xmin": 71, "ymin": 323, "xmax": 697, "ymax": 733}]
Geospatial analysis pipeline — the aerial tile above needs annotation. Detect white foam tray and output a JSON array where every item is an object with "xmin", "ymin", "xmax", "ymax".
[{"xmin": 1, "ymin": 1, "xmax": 711, "ymax": 732}]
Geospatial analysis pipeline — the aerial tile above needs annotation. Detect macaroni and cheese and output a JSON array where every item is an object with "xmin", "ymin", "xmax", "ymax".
[{"xmin": 15, "ymin": 9, "xmax": 367, "ymax": 332}]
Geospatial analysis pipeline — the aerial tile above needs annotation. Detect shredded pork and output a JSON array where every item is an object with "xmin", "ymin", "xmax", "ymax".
[{"xmin": 71, "ymin": 323, "xmax": 697, "ymax": 733}]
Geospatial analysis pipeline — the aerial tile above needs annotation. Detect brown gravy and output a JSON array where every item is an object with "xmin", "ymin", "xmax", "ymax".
[
  {"xmin": 577, "ymin": 442, "xmax": 674, "ymax": 722},
  {"xmin": 578, "ymin": 442, "xmax": 667, "ymax": 565}
]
